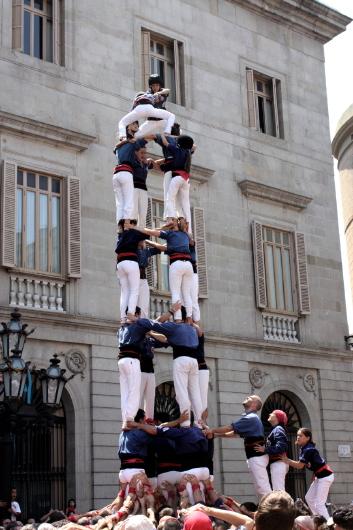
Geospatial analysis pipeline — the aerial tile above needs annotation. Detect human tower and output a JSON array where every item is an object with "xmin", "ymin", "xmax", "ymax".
[{"xmin": 110, "ymin": 74, "xmax": 335, "ymax": 525}]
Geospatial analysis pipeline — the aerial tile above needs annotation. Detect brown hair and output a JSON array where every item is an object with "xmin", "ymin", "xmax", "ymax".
[
  {"xmin": 255, "ymin": 491, "xmax": 296, "ymax": 530},
  {"xmin": 298, "ymin": 428, "xmax": 314, "ymax": 444}
]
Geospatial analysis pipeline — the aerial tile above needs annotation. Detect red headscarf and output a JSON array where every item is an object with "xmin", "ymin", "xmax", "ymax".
[
  {"xmin": 273, "ymin": 409, "xmax": 288, "ymax": 426},
  {"xmin": 183, "ymin": 512, "xmax": 213, "ymax": 530}
]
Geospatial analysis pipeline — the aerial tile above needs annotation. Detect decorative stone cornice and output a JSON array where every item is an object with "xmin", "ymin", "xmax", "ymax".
[
  {"xmin": 238, "ymin": 179, "xmax": 312, "ymax": 210},
  {"xmin": 233, "ymin": 0, "xmax": 352, "ymax": 43},
  {"xmin": 0, "ymin": 110, "xmax": 96, "ymax": 151}
]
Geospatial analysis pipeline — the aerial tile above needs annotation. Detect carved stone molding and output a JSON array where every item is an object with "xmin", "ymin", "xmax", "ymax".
[
  {"xmin": 249, "ymin": 367, "xmax": 268, "ymax": 389},
  {"xmin": 239, "ymin": 180, "xmax": 312, "ymax": 210},
  {"xmin": 0, "ymin": 110, "xmax": 96, "ymax": 152},
  {"xmin": 64, "ymin": 349, "xmax": 87, "ymax": 379},
  {"xmin": 232, "ymin": 0, "xmax": 351, "ymax": 43},
  {"xmin": 298, "ymin": 372, "xmax": 317, "ymax": 397}
]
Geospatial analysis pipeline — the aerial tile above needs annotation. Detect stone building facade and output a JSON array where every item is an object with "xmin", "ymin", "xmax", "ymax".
[
  {"xmin": 1, "ymin": 0, "xmax": 353, "ymax": 516},
  {"xmin": 333, "ymin": 106, "xmax": 353, "ymax": 315}
]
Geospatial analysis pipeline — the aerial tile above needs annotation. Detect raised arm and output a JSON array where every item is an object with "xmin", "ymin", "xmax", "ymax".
[
  {"xmin": 193, "ymin": 505, "xmax": 254, "ymax": 530},
  {"xmin": 146, "ymin": 240, "xmax": 166, "ymax": 252}
]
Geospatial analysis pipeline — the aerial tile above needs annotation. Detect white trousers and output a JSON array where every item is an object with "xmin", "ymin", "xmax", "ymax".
[
  {"xmin": 173, "ymin": 356, "xmax": 203, "ymax": 427},
  {"xmin": 139, "ymin": 371, "xmax": 155, "ymax": 419},
  {"xmin": 157, "ymin": 470, "xmax": 181, "ymax": 487},
  {"xmin": 165, "ymin": 175, "xmax": 191, "ymax": 226},
  {"xmin": 132, "ymin": 188, "xmax": 148, "ymax": 225},
  {"xmin": 112, "ymin": 171, "xmax": 134, "ymax": 222},
  {"xmin": 247, "ymin": 454, "xmax": 272, "ymax": 497},
  {"xmin": 198, "ymin": 369, "xmax": 209, "ymax": 413},
  {"xmin": 119, "ymin": 468, "xmax": 145, "ymax": 485},
  {"xmin": 137, "ymin": 278, "xmax": 150, "ymax": 318},
  {"xmin": 117, "ymin": 260, "xmax": 140, "ymax": 317},
  {"xmin": 305, "ymin": 474, "xmax": 334, "ymax": 520},
  {"xmin": 118, "ymin": 357, "xmax": 141, "ymax": 421},
  {"xmin": 270, "ymin": 461, "xmax": 289, "ymax": 491},
  {"xmin": 169, "ymin": 260, "xmax": 193, "ymax": 320},
  {"xmin": 163, "ymin": 171, "xmax": 182, "ymax": 219},
  {"xmin": 191, "ymin": 272, "xmax": 200, "ymax": 322},
  {"xmin": 135, "ymin": 119, "xmax": 167, "ymax": 138},
  {"xmin": 118, "ymin": 104, "xmax": 175, "ymax": 138}
]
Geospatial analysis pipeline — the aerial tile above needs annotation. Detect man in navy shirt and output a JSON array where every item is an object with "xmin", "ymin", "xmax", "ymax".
[{"xmin": 206, "ymin": 394, "xmax": 271, "ymax": 497}]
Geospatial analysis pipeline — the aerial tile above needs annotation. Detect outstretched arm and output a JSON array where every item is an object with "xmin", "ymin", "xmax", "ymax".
[
  {"xmin": 192, "ymin": 505, "xmax": 254, "ymax": 530},
  {"xmin": 280, "ymin": 455, "xmax": 305, "ymax": 469},
  {"xmin": 160, "ymin": 409, "xmax": 189, "ymax": 428},
  {"xmin": 146, "ymin": 240, "xmax": 166, "ymax": 252}
]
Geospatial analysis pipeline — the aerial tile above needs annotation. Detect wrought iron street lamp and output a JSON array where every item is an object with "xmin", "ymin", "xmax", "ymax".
[
  {"xmin": 0, "ymin": 308, "xmax": 35, "ymax": 359},
  {"xmin": 0, "ymin": 309, "xmax": 73, "ymax": 408},
  {"xmin": 40, "ymin": 354, "xmax": 72, "ymax": 406}
]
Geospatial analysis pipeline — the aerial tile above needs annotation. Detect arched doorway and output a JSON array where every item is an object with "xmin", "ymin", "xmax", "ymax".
[
  {"xmin": 0, "ymin": 395, "xmax": 66, "ymax": 520},
  {"xmin": 261, "ymin": 391, "xmax": 307, "ymax": 499},
  {"xmin": 154, "ymin": 381, "xmax": 180, "ymax": 422}
]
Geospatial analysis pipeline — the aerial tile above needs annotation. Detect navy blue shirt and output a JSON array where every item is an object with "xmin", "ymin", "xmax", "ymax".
[
  {"xmin": 299, "ymin": 442, "xmax": 332, "ymax": 478},
  {"xmin": 118, "ymin": 322, "xmax": 148, "ymax": 357},
  {"xmin": 165, "ymin": 142, "xmax": 192, "ymax": 173},
  {"xmin": 116, "ymin": 139, "xmax": 147, "ymax": 165},
  {"xmin": 196, "ymin": 334, "xmax": 207, "ymax": 369},
  {"xmin": 115, "ymin": 229, "xmax": 148, "ymax": 261},
  {"xmin": 160, "ymin": 230, "xmax": 191, "ymax": 255},
  {"xmin": 266, "ymin": 425, "xmax": 288, "ymax": 461},
  {"xmin": 232, "ymin": 411, "xmax": 265, "ymax": 459},
  {"xmin": 137, "ymin": 320, "xmax": 198, "ymax": 348},
  {"xmin": 118, "ymin": 429, "xmax": 153, "ymax": 469},
  {"xmin": 157, "ymin": 426, "xmax": 208, "ymax": 470},
  {"xmin": 137, "ymin": 248, "xmax": 161, "ymax": 269},
  {"xmin": 155, "ymin": 134, "xmax": 177, "ymax": 160},
  {"xmin": 132, "ymin": 161, "xmax": 148, "ymax": 190},
  {"xmin": 140, "ymin": 337, "xmax": 167, "ymax": 373}
]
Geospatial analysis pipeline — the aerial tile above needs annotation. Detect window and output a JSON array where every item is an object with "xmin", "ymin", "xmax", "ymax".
[
  {"xmin": 141, "ymin": 29, "xmax": 185, "ymax": 105},
  {"xmin": 12, "ymin": 0, "xmax": 64, "ymax": 65},
  {"xmin": 2, "ymin": 160, "xmax": 81, "ymax": 279},
  {"xmin": 246, "ymin": 68, "xmax": 283, "ymax": 138},
  {"xmin": 16, "ymin": 168, "xmax": 62, "ymax": 273},
  {"xmin": 252, "ymin": 221, "xmax": 310, "ymax": 315},
  {"xmin": 263, "ymin": 227, "xmax": 294, "ymax": 313}
]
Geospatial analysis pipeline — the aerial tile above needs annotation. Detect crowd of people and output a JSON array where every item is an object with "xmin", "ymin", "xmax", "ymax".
[{"xmin": 2, "ymin": 77, "xmax": 353, "ymax": 530}]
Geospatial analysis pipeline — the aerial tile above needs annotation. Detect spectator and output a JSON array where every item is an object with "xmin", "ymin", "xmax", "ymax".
[
  {"xmin": 254, "ymin": 490, "xmax": 296, "ymax": 530},
  {"xmin": 333, "ymin": 507, "xmax": 353, "ymax": 530},
  {"xmin": 65, "ymin": 501, "xmax": 76, "ymax": 518},
  {"xmin": 9, "ymin": 490, "xmax": 21, "ymax": 522}
]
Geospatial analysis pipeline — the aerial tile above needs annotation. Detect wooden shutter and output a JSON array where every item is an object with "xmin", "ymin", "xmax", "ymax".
[
  {"xmin": 294, "ymin": 232, "xmax": 311, "ymax": 315},
  {"xmin": 67, "ymin": 177, "xmax": 81, "ymax": 278},
  {"xmin": 1, "ymin": 161, "xmax": 17, "ymax": 268},
  {"xmin": 12, "ymin": 0, "xmax": 23, "ymax": 51},
  {"xmin": 272, "ymin": 78, "xmax": 280, "ymax": 138},
  {"xmin": 246, "ymin": 68, "xmax": 257, "ymax": 129},
  {"xmin": 53, "ymin": 0, "xmax": 61, "ymax": 65},
  {"xmin": 173, "ymin": 40, "xmax": 181, "ymax": 106},
  {"xmin": 141, "ymin": 30, "xmax": 151, "ymax": 90},
  {"xmin": 251, "ymin": 220, "xmax": 267, "ymax": 309},
  {"xmin": 146, "ymin": 197, "xmax": 155, "ymax": 287},
  {"xmin": 193, "ymin": 207, "xmax": 208, "ymax": 298}
]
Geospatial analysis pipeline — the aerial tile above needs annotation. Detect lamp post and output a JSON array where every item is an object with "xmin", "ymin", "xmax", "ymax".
[
  {"xmin": 40, "ymin": 354, "xmax": 72, "ymax": 407},
  {"xmin": 0, "ymin": 309, "xmax": 73, "ymax": 408}
]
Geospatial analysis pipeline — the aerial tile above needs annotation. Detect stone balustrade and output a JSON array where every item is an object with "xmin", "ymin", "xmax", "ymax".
[
  {"xmin": 9, "ymin": 274, "xmax": 65, "ymax": 312},
  {"xmin": 262, "ymin": 313, "xmax": 299, "ymax": 343},
  {"xmin": 150, "ymin": 292, "xmax": 171, "ymax": 319}
]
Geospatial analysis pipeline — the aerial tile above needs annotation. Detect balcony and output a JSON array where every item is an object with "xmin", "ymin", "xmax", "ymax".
[
  {"xmin": 9, "ymin": 274, "xmax": 65, "ymax": 312},
  {"xmin": 262, "ymin": 313, "xmax": 299, "ymax": 343}
]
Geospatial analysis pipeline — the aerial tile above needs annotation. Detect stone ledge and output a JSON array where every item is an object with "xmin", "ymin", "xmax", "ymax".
[
  {"xmin": 233, "ymin": 0, "xmax": 352, "ymax": 43},
  {"xmin": 0, "ymin": 110, "xmax": 97, "ymax": 152},
  {"xmin": 1, "ymin": 305, "xmax": 350, "ymax": 360},
  {"xmin": 238, "ymin": 179, "xmax": 312, "ymax": 210}
]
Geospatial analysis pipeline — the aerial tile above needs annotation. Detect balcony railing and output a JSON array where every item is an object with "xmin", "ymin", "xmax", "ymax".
[
  {"xmin": 262, "ymin": 313, "xmax": 299, "ymax": 343},
  {"xmin": 9, "ymin": 274, "xmax": 65, "ymax": 312},
  {"xmin": 150, "ymin": 292, "xmax": 171, "ymax": 319}
]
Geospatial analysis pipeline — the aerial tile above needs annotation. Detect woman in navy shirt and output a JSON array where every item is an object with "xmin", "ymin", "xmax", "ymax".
[
  {"xmin": 255, "ymin": 409, "xmax": 289, "ymax": 491},
  {"xmin": 282, "ymin": 428, "xmax": 334, "ymax": 520}
]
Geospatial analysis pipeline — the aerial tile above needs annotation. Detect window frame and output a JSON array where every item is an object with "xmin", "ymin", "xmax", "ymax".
[
  {"xmin": 141, "ymin": 28, "xmax": 185, "ymax": 106},
  {"xmin": 262, "ymin": 226, "xmax": 297, "ymax": 316},
  {"xmin": 150, "ymin": 198, "xmax": 170, "ymax": 295},
  {"xmin": 12, "ymin": 0, "xmax": 64, "ymax": 66},
  {"xmin": 15, "ymin": 167, "xmax": 64, "ymax": 278},
  {"xmin": 246, "ymin": 67, "xmax": 283, "ymax": 139}
]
